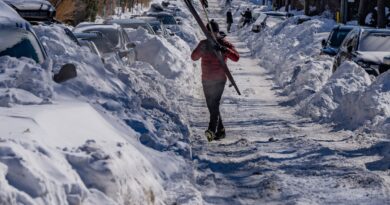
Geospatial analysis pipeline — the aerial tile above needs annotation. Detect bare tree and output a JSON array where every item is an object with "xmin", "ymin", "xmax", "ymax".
[
  {"xmin": 358, "ymin": 0, "xmax": 368, "ymax": 25},
  {"xmin": 377, "ymin": 0, "xmax": 386, "ymax": 28}
]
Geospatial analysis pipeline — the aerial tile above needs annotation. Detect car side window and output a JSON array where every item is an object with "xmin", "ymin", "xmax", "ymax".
[{"xmin": 341, "ymin": 30, "xmax": 356, "ymax": 51}]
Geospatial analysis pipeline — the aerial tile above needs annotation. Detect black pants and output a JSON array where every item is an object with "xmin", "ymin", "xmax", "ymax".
[
  {"xmin": 202, "ymin": 80, "xmax": 226, "ymax": 133},
  {"xmin": 243, "ymin": 19, "xmax": 251, "ymax": 27},
  {"xmin": 227, "ymin": 23, "xmax": 232, "ymax": 33}
]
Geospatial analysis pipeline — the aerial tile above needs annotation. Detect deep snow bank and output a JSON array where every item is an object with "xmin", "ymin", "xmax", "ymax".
[
  {"xmin": 241, "ymin": 17, "xmax": 390, "ymax": 134},
  {"xmin": 0, "ymin": 10, "xmax": 203, "ymax": 204}
]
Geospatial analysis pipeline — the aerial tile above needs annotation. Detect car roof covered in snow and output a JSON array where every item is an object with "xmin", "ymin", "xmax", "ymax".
[
  {"xmin": 333, "ymin": 24, "xmax": 357, "ymax": 30},
  {"xmin": 73, "ymin": 23, "xmax": 121, "ymax": 33},
  {"xmin": 105, "ymin": 18, "xmax": 148, "ymax": 25},
  {"xmin": 3, "ymin": 0, "xmax": 53, "ymax": 9},
  {"xmin": 0, "ymin": 0, "xmax": 32, "ymax": 30}
]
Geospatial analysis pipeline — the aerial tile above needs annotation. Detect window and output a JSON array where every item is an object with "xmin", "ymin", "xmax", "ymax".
[
  {"xmin": 359, "ymin": 32, "xmax": 390, "ymax": 52},
  {"xmin": 0, "ymin": 29, "xmax": 45, "ymax": 64}
]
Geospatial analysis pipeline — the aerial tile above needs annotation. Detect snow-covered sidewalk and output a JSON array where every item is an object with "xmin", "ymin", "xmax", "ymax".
[{"xmin": 187, "ymin": 1, "xmax": 390, "ymax": 204}]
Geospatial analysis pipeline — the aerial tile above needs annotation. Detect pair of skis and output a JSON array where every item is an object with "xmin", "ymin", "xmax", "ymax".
[{"xmin": 183, "ymin": 0, "xmax": 241, "ymax": 95}]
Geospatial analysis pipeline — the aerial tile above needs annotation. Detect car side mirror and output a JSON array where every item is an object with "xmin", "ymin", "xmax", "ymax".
[
  {"xmin": 53, "ymin": 63, "xmax": 77, "ymax": 83},
  {"xmin": 126, "ymin": 42, "xmax": 136, "ymax": 49},
  {"xmin": 321, "ymin": 39, "xmax": 326, "ymax": 47}
]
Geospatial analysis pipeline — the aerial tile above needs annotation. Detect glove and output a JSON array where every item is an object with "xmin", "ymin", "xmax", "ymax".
[{"xmin": 214, "ymin": 44, "xmax": 228, "ymax": 52}]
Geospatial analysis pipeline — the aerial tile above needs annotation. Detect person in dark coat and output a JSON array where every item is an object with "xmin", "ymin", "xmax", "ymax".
[
  {"xmin": 191, "ymin": 20, "xmax": 240, "ymax": 141},
  {"xmin": 226, "ymin": 9, "xmax": 233, "ymax": 33},
  {"xmin": 241, "ymin": 8, "xmax": 252, "ymax": 27}
]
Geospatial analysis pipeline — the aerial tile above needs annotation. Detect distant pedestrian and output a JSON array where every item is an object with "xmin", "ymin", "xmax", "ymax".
[
  {"xmin": 226, "ymin": 9, "xmax": 233, "ymax": 33},
  {"xmin": 241, "ymin": 8, "xmax": 252, "ymax": 27}
]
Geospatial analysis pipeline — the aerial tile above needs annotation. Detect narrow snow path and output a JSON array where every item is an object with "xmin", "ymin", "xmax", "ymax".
[{"xmin": 187, "ymin": 1, "xmax": 390, "ymax": 204}]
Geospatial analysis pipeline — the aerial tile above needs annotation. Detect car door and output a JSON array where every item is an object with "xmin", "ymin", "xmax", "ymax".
[{"xmin": 334, "ymin": 29, "xmax": 358, "ymax": 70}]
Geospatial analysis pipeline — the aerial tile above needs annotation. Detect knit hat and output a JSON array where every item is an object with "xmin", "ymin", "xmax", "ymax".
[{"xmin": 206, "ymin": 19, "xmax": 219, "ymax": 32}]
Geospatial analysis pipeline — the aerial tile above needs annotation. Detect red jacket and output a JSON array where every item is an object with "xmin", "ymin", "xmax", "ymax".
[{"xmin": 191, "ymin": 38, "xmax": 239, "ymax": 81}]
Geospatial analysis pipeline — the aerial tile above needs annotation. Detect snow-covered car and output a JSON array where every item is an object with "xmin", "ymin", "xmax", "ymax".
[
  {"xmin": 73, "ymin": 24, "xmax": 136, "ymax": 65},
  {"xmin": 321, "ymin": 25, "xmax": 356, "ymax": 56},
  {"xmin": 104, "ymin": 18, "xmax": 156, "ymax": 35},
  {"xmin": 78, "ymin": 39, "xmax": 103, "ymax": 63},
  {"xmin": 3, "ymin": 0, "xmax": 56, "ymax": 22},
  {"xmin": 134, "ymin": 16, "xmax": 173, "ymax": 37},
  {"xmin": 334, "ymin": 27, "xmax": 390, "ymax": 76},
  {"xmin": 144, "ymin": 12, "xmax": 181, "ymax": 34},
  {"xmin": 251, "ymin": 6, "xmax": 270, "ymax": 21},
  {"xmin": 0, "ymin": 0, "xmax": 76, "ymax": 83},
  {"xmin": 251, "ymin": 13, "xmax": 267, "ymax": 33}
]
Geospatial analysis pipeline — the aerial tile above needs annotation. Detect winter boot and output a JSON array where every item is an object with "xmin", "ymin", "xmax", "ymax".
[
  {"xmin": 215, "ymin": 128, "xmax": 226, "ymax": 140},
  {"xmin": 205, "ymin": 130, "xmax": 216, "ymax": 142}
]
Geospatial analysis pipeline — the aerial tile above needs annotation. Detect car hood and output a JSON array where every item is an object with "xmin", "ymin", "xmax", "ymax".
[
  {"xmin": 4, "ymin": 0, "xmax": 53, "ymax": 10},
  {"xmin": 356, "ymin": 51, "xmax": 390, "ymax": 64}
]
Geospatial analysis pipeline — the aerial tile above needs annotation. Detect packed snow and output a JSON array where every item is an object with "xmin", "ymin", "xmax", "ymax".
[{"xmin": 0, "ymin": 0, "xmax": 389, "ymax": 204}]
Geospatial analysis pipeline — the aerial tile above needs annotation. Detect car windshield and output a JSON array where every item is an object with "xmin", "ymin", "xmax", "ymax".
[
  {"xmin": 122, "ymin": 23, "xmax": 154, "ymax": 34},
  {"xmin": 88, "ymin": 37, "xmax": 116, "ymax": 54},
  {"xmin": 329, "ymin": 28, "xmax": 351, "ymax": 48},
  {"xmin": 359, "ymin": 32, "xmax": 390, "ymax": 52},
  {"xmin": 158, "ymin": 15, "xmax": 176, "ymax": 25},
  {"xmin": 83, "ymin": 28, "xmax": 120, "ymax": 47},
  {"xmin": 148, "ymin": 22, "xmax": 162, "ymax": 33},
  {"xmin": 0, "ymin": 29, "xmax": 45, "ymax": 63}
]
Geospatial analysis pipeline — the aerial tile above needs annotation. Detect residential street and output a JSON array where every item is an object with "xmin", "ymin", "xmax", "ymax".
[{"xmin": 188, "ymin": 1, "xmax": 390, "ymax": 204}]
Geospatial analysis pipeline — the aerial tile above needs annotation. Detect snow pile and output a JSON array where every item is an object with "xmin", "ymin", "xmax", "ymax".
[
  {"xmin": 244, "ymin": 18, "xmax": 335, "ymax": 103},
  {"xmin": 0, "ymin": 7, "xmax": 203, "ymax": 203},
  {"xmin": 0, "ymin": 56, "xmax": 53, "ymax": 106},
  {"xmin": 243, "ymin": 17, "xmax": 390, "ymax": 134},
  {"xmin": 32, "ymin": 24, "xmax": 194, "ymax": 155},
  {"xmin": 298, "ymin": 61, "xmax": 372, "ymax": 121},
  {"xmin": 0, "ymin": 102, "xmax": 166, "ymax": 205}
]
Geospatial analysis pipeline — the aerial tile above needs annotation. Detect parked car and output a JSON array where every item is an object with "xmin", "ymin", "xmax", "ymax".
[
  {"xmin": 263, "ymin": 13, "xmax": 289, "ymax": 28},
  {"xmin": 334, "ymin": 27, "xmax": 390, "ymax": 76},
  {"xmin": 134, "ymin": 16, "xmax": 173, "ymax": 37},
  {"xmin": 251, "ymin": 13, "xmax": 267, "ymax": 33},
  {"xmin": 0, "ymin": 0, "xmax": 76, "ymax": 83},
  {"xmin": 104, "ymin": 19, "xmax": 156, "ymax": 35},
  {"xmin": 3, "ymin": 0, "xmax": 56, "ymax": 22},
  {"xmin": 73, "ymin": 24, "xmax": 136, "ymax": 65},
  {"xmin": 144, "ymin": 12, "xmax": 181, "ymax": 34},
  {"xmin": 251, "ymin": 6, "xmax": 270, "ymax": 21},
  {"xmin": 321, "ymin": 25, "xmax": 356, "ymax": 56},
  {"xmin": 78, "ymin": 39, "xmax": 104, "ymax": 63}
]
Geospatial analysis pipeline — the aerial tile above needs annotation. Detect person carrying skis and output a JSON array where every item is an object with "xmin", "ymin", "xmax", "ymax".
[
  {"xmin": 241, "ymin": 8, "xmax": 252, "ymax": 27},
  {"xmin": 191, "ymin": 20, "xmax": 240, "ymax": 141},
  {"xmin": 226, "ymin": 9, "xmax": 233, "ymax": 33}
]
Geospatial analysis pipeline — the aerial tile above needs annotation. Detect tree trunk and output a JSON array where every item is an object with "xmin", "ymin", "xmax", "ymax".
[
  {"xmin": 304, "ymin": 0, "xmax": 310, "ymax": 15},
  {"xmin": 358, "ymin": 0, "xmax": 368, "ymax": 25},
  {"xmin": 377, "ymin": 0, "xmax": 386, "ymax": 28},
  {"xmin": 285, "ymin": 0, "xmax": 290, "ymax": 12},
  {"xmin": 315, "ymin": 0, "xmax": 325, "ymax": 15}
]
